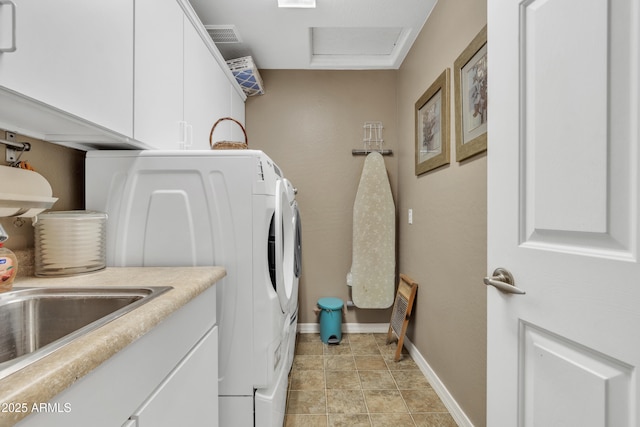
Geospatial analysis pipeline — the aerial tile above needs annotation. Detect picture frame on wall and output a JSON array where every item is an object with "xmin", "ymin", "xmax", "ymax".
[
  {"xmin": 454, "ymin": 25, "xmax": 487, "ymax": 162},
  {"xmin": 415, "ymin": 68, "xmax": 450, "ymax": 176}
]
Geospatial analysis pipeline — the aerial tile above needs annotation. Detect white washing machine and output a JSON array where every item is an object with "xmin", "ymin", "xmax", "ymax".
[{"xmin": 85, "ymin": 150, "xmax": 299, "ymax": 427}]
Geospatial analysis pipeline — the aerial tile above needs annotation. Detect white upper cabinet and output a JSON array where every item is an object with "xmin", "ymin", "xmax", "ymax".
[
  {"xmin": 0, "ymin": 0, "xmax": 134, "ymax": 138},
  {"xmin": 230, "ymin": 84, "xmax": 247, "ymax": 142},
  {"xmin": 0, "ymin": 0, "xmax": 244, "ymax": 150},
  {"xmin": 134, "ymin": 0, "xmax": 247, "ymax": 150},
  {"xmin": 134, "ymin": 0, "xmax": 184, "ymax": 148},
  {"xmin": 183, "ymin": 19, "xmax": 230, "ymax": 150}
]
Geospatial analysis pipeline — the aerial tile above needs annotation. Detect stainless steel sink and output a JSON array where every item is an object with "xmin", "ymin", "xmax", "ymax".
[{"xmin": 0, "ymin": 286, "xmax": 172, "ymax": 380}]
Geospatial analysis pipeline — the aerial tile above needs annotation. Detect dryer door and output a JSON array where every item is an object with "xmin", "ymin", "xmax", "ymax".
[
  {"xmin": 275, "ymin": 179, "xmax": 295, "ymax": 313},
  {"xmin": 290, "ymin": 200, "xmax": 301, "ymax": 312}
]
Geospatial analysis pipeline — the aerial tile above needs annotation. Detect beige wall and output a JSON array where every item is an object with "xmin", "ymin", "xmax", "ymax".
[
  {"xmin": 246, "ymin": 70, "xmax": 398, "ymax": 325},
  {"xmin": 0, "ymin": 129, "xmax": 85, "ymax": 250},
  {"xmin": 397, "ymin": 0, "xmax": 487, "ymax": 425}
]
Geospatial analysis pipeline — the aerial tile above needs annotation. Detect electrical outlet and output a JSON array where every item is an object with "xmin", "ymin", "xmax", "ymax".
[{"xmin": 408, "ymin": 208, "xmax": 413, "ymax": 224}]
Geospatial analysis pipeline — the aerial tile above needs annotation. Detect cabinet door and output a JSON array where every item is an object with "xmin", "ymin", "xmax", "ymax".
[
  {"xmin": 183, "ymin": 20, "xmax": 230, "ymax": 150},
  {"xmin": 134, "ymin": 0, "xmax": 184, "ymax": 148},
  {"xmin": 229, "ymin": 86, "xmax": 246, "ymax": 142},
  {"xmin": 134, "ymin": 326, "xmax": 218, "ymax": 427},
  {"xmin": 0, "ymin": 0, "xmax": 133, "ymax": 136}
]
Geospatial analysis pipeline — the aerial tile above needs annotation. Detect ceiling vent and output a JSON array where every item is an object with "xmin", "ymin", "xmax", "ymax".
[{"xmin": 205, "ymin": 25, "xmax": 242, "ymax": 44}]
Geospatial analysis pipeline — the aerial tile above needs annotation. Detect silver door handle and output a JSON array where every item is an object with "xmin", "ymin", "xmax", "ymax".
[
  {"xmin": 484, "ymin": 268, "xmax": 525, "ymax": 295},
  {"xmin": 0, "ymin": 1, "xmax": 17, "ymax": 53}
]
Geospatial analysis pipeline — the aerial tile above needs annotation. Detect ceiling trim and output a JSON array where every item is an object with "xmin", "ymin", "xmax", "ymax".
[{"xmin": 308, "ymin": 27, "xmax": 414, "ymax": 69}]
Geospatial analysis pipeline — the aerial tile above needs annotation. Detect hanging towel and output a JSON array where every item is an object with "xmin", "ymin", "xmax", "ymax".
[{"xmin": 349, "ymin": 152, "xmax": 395, "ymax": 309}]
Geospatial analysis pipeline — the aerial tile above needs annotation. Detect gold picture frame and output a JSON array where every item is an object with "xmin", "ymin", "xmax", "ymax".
[
  {"xmin": 415, "ymin": 68, "xmax": 450, "ymax": 176},
  {"xmin": 454, "ymin": 25, "xmax": 487, "ymax": 162}
]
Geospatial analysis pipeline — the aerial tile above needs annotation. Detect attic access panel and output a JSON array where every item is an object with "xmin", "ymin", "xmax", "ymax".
[{"xmin": 311, "ymin": 27, "xmax": 403, "ymax": 56}]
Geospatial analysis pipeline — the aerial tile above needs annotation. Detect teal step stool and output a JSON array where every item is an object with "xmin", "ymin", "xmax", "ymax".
[{"xmin": 318, "ymin": 297, "xmax": 343, "ymax": 344}]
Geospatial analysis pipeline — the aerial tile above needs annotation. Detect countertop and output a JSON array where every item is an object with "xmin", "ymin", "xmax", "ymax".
[{"xmin": 0, "ymin": 266, "xmax": 226, "ymax": 426}]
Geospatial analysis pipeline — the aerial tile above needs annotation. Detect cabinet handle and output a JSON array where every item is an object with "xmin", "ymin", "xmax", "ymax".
[
  {"xmin": 121, "ymin": 418, "xmax": 138, "ymax": 427},
  {"xmin": 0, "ymin": 1, "xmax": 17, "ymax": 53},
  {"xmin": 186, "ymin": 123, "xmax": 193, "ymax": 148},
  {"xmin": 177, "ymin": 122, "xmax": 193, "ymax": 149},
  {"xmin": 178, "ymin": 121, "xmax": 187, "ymax": 149}
]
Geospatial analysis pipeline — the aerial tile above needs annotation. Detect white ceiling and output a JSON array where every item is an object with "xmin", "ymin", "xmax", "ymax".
[{"xmin": 188, "ymin": 0, "xmax": 438, "ymax": 70}]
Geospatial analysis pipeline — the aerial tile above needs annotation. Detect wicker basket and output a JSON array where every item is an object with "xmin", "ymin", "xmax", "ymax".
[{"xmin": 209, "ymin": 117, "xmax": 248, "ymax": 150}]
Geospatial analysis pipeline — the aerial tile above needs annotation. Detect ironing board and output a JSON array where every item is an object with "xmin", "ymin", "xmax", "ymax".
[{"xmin": 350, "ymin": 152, "xmax": 395, "ymax": 309}]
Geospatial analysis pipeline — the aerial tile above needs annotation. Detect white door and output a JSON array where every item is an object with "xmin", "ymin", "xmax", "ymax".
[{"xmin": 487, "ymin": 0, "xmax": 640, "ymax": 426}]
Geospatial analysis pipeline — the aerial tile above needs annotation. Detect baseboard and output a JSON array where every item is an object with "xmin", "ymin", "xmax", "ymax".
[
  {"xmin": 402, "ymin": 336, "xmax": 475, "ymax": 427},
  {"xmin": 298, "ymin": 323, "xmax": 389, "ymax": 334},
  {"xmin": 297, "ymin": 323, "xmax": 475, "ymax": 427}
]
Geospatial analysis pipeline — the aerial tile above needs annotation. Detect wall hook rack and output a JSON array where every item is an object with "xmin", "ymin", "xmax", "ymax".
[
  {"xmin": 1, "ymin": 133, "xmax": 31, "ymax": 164},
  {"xmin": 352, "ymin": 148, "xmax": 393, "ymax": 156},
  {"xmin": 352, "ymin": 121, "xmax": 393, "ymax": 156}
]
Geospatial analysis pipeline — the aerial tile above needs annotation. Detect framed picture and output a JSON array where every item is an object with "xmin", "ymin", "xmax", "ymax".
[
  {"xmin": 454, "ymin": 25, "xmax": 487, "ymax": 162},
  {"xmin": 415, "ymin": 68, "xmax": 450, "ymax": 175}
]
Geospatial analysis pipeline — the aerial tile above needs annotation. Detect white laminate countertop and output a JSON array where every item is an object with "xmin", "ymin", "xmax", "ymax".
[{"xmin": 0, "ymin": 266, "xmax": 226, "ymax": 426}]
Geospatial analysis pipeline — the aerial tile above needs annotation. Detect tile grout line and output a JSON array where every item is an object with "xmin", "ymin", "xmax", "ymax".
[
  {"xmin": 353, "ymin": 337, "xmax": 373, "ymax": 426},
  {"xmin": 323, "ymin": 344, "xmax": 328, "ymax": 427},
  {"xmin": 322, "ymin": 340, "xmax": 328, "ymax": 421},
  {"xmin": 377, "ymin": 333, "xmax": 417, "ymax": 427}
]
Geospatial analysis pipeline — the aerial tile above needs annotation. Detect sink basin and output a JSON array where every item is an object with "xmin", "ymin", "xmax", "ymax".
[{"xmin": 0, "ymin": 286, "xmax": 171, "ymax": 380}]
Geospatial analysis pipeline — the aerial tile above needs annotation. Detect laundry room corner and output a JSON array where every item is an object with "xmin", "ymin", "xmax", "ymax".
[{"xmin": 246, "ymin": 69, "xmax": 399, "ymax": 328}]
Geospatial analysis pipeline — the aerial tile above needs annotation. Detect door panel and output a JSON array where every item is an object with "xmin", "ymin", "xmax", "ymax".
[
  {"xmin": 523, "ymin": 0, "xmax": 608, "ymax": 236},
  {"xmin": 521, "ymin": 323, "xmax": 633, "ymax": 427},
  {"xmin": 487, "ymin": 0, "xmax": 640, "ymax": 425},
  {"xmin": 520, "ymin": 0, "xmax": 638, "ymax": 258}
]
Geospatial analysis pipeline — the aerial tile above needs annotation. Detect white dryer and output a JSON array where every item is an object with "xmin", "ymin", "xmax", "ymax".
[{"xmin": 85, "ymin": 150, "xmax": 299, "ymax": 427}]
